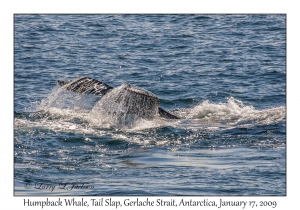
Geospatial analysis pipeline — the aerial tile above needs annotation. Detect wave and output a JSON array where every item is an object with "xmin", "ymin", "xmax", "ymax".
[
  {"xmin": 16, "ymin": 86, "xmax": 286, "ymax": 134},
  {"xmin": 173, "ymin": 97, "xmax": 285, "ymax": 126}
]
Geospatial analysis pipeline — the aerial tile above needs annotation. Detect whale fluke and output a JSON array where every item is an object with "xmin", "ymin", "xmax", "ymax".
[
  {"xmin": 58, "ymin": 77, "xmax": 113, "ymax": 96},
  {"xmin": 57, "ymin": 77, "xmax": 180, "ymax": 120},
  {"xmin": 158, "ymin": 107, "xmax": 179, "ymax": 119}
]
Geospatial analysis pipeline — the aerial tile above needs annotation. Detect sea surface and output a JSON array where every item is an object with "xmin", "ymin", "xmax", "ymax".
[{"xmin": 14, "ymin": 14, "xmax": 286, "ymax": 196}]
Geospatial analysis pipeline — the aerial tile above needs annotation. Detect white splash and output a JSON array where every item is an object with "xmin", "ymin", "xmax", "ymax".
[
  {"xmin": 16, "ymin": 85, "xmax": 286, "ymax": 136},
  {"xmin": 175, "ymin": 97, "xmax": 286, "ymax": 126}
]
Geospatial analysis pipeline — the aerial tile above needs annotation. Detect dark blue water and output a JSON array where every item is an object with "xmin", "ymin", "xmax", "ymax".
[{"xmin": 14, "ymin": 14, "xmax": 286, "ymax": 196}]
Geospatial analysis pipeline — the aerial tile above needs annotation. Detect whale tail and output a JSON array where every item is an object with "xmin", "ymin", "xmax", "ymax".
[
  {"xmin": 158, "ymin": 107, "xmax": 179, "ymax": 119},
  {"xmin": 57, "ymin": 77, "xmax": 180, "ymax": 120},
  {"xmin": 58, "ymin": 77, "xmax": 113, "ymax": 96}
]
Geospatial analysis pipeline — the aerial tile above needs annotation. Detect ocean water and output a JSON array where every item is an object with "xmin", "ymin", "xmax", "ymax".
[{"xmin": 14, "ymin": 14, "xmax": 286, "ymax": 196}]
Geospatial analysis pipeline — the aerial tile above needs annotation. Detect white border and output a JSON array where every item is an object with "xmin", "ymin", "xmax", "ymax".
[{"xmin": 3, "ymin": 0, "xmax": 297, "ymax": 209}]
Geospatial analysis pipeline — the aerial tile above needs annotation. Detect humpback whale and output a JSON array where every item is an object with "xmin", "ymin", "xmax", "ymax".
[{"xmin": 57, "ymin": 77, "xmax": 180, "ymax": 120}]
